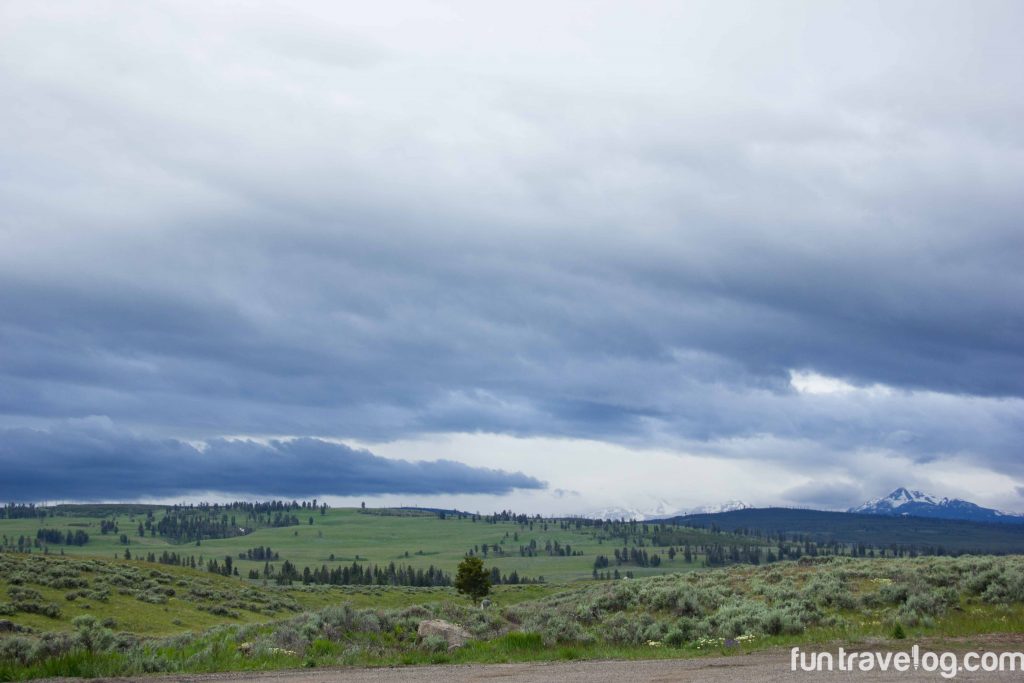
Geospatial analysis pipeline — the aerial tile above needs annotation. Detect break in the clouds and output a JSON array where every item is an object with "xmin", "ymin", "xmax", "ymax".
[
  {"xmin": 0, "ymin": 2, "xmax": 1022, "ymax": 508},
  {"xmin": 0, "ymin": 419, "xmax": 544, "ymax": 501}
]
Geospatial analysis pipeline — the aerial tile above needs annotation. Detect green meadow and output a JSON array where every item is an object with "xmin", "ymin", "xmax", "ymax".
[{"xmin": 0, "ymin": 506, "xmax": 730, "ymax": 583}]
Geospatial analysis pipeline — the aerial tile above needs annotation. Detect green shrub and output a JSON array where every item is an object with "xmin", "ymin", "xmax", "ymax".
[
  {"xmin": 803, "ymin": 575, "xmax": 856, "ymax": 609},
  {"xmin": 980, "ymin": 569, "xmax": 1024, "ymax": 604},
  {"xmin": 878, "ymin": 583, "xmax": 910, "ymax": 604},
  {"xmin": 762, "ymin": 608, "xmax": 801, "ymax": 636},
  {"xmin": 7, "ymin": 587, "xmax": 43, "ymax": 602},
  {"xmin": 272, "ymin": 624, "xmax": 306, "ymax": 653},
  {"xmin": 712, "ymin": 598, "xmax": 768, "ymax": 638},
  {"xmin": 601, "ymin": 612, "xmax": 654, "ymax": 645},
  {"xmin": 421, "ymin": 635, "xmax": 448, "ymax": 653},
  {"xmin": 73, "ymin": 615, "xmax": 114, "ymax": 653},
  {"xmin": 0, "ymin": 636, "xmax": 34, "ymax": 665},
  {"xmin": 30, "ymin": 632, "xmax": 76, "ymax": 662},
  {"xmin": 664, "ymin": 627, "xmax": 687, "ymax": 647},
  {"xmin": 135, "ymin": 590, "xmax": 168, "ymax": 604}
]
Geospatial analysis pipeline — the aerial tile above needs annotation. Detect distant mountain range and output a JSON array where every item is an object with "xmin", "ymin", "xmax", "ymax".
[
  {"xmin": 848, "ymin": 487, "xmax": 1024, "ymax": 524},
  {"xmin": 585, "ymin": 487, "xmax": 1022, "ymax": 525},
  {"xmin": 586, "ymin": 499, "xmax": 749, "ymax": 521}
]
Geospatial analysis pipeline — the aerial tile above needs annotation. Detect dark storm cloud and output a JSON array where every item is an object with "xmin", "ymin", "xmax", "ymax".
[
  {"xmin": 0, "ymin": 2, "xmax": 1023, "ymax": 497},
  {"xmin": 0, "ymin": 420, "xmax": 545, "ymax": 501},
  {"xmin": 780, "ymin": 481, "xmax": 867, "ymax": 511}
]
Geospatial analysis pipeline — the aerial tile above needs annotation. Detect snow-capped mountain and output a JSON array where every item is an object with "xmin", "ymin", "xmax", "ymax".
[
  {"xmin": 850, "ymin": 487, "xmax": 943, "ymax": 513},
  {"xmin": 687, "ymin": 500, "xmax": 751, "ymax": 514},
  {"xmin": 585, "ymin": 499, "xmax": 749, "ymax": 521},
  {"xmin": 583, "ymin": 505, "xmax": 648, "ymax": 521},
  {"xmin": 584, "ymin": 498, "xmax": 681, "ymax": 521},
  {"xmin": 849, "ymin": 487, "xmax": 1024, "ymax": 524}
]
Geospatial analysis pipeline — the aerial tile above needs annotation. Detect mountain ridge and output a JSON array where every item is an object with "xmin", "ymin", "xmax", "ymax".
[{"xmin": 848, "ymin": 487, "xmax": 1023, "ymax": 524}]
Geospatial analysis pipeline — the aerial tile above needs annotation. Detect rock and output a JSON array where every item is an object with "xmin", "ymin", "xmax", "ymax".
[
  {"xmin": 480, "ymin": 598, "xmax": 492, "ymax": 609},
  {"xmin": 0, "ymin": 620, "xmax": 15, "ymax": 632},
  {"xmin": 417, "ymin": 619, "xmax": 473, "ymax": 651}
]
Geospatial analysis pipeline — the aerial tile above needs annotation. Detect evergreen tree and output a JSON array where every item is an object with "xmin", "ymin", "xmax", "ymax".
[{"xmin": 454, "ymin": 555, "xmax": 491, "ymax": 603}]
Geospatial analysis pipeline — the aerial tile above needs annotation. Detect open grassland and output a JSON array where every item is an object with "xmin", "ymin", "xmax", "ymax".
[
  {"xmin": 0, "ymin": 554, "xmax": 564, "ymax": 637},
  {"xmin": 0, "ymin": 507, "xmax": 737, "ymax": 582},
  {"xmin": 2, "ymin": 553, "xmax": 1023, "ymax": 679}
]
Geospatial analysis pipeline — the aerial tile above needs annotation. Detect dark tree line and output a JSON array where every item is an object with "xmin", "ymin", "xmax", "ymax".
[
  {"xmin": 258, "ymin": 560, "xmax": 453, "ymax": 587},
  {"xmin": 1, "ymin": 503, "xmax": 47, "ymax": 520},
  {"xmin": 155, "ymin": 511, "xmax": 249, "ymax": 543},
  {"xmin": 238, "ymin": 546, "xmax": 278, "ymax": 561},
  {"xmin": 36, "ymin": 528, "xmax": 89, "ymax": 546},
  {"xmin": 154, "ymin": 510, "xmax": 299, "ymax": 543},
  {"xmin": 593, "ymin": 547, "xmax": 662, "ymax": 568},
  {"xmin": 487, "ymin": 567, "xmax": 542, "ymax": 585},
  {"xmin": 168, "ymin": 500, "xmax": 325, "ymax": 514},
  {"xmin": 246, "ymin": 559, "xmax": 543, "ymax": 588},
  {"xmin": 144, "ymin": 551, "xmax": 199, "ymax": 568}
]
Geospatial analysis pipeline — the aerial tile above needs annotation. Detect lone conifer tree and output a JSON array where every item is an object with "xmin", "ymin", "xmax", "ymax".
[{"xmin": 454, "ymin": 555, "xmax": 491, "ymax": 603}]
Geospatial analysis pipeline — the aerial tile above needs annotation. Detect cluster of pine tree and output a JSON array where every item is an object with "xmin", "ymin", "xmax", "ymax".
[
  {"xmin": 0, "ymin": 504, "xmax": 46, "ymax": 520},
  {"xmin": 144, "ymin": 551, "xmax": 198, "ymax": 568},
  {"xmin": 35, "ymin": 528, "xmax": 89, "ymax": 546},
  {"xmin": 257, "ymin": 560, "xmax": 452, "ymax": 587},
  {"xmin": 155, "ymin": 510, "xmax": 249, "ymax": 543},
  {"xmin": 595, "ymin": 546, "xmax": 662, "ymax": 567},
  {"xmin": 486, "ymin": 567, "xmax": 541, "ymax": 585},
  {"xmin": 206, "ymin": 556, "xmax": 237, "ymax": 576},
  {"xmin": 2, "ymin": 534, "xmax": 46, "ymax": 551},
  {"xmin": 592, "ymin": 568, "xmax": 635, "ymax": 580},
  {"xmin": 237, "ymin": 546, "xmax": 278, "ymax": 561}
]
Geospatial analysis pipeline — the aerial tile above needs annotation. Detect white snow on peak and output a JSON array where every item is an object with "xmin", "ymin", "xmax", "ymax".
[
  {"xmin": 584, "ymin": 499, "xmax": 750, "ymax": 520},
  {"xmin": 850, "ymin": 487, "xmax": 947, "ymax": 512},
  {"xmin": 688, "ymin": 500, "xmax": 751, "ymax": 514}
]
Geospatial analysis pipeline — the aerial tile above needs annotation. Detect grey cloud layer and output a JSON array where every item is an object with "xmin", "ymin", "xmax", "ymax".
[
  {"xmin": 0, "ymin": 421, "xmax": 544, "ymax": 501},
  {"xmin": 0, "ymin": 2, "xmax": 1022, "ymax": 498}
]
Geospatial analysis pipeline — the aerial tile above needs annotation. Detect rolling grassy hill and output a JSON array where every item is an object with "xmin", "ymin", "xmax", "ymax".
[
  {"xmin": 0, "ymin": 506, "xmax": 735, "ymax": 584},
  {"xmin": 0, "ymin": 553, "xmax": 560, "ymax": 638}
]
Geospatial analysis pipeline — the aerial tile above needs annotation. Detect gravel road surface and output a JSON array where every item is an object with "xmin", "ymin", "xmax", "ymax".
[{"xmin": 51, "ymin": 644, "xmax": 1024, "ymax": 683}]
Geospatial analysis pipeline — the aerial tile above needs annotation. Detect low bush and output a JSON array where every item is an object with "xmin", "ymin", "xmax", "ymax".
[
  {"xmin": 72, "ymin": 615, "xmax": 114, "ymax": 653},
  {"xmin": 0, "ymin": 636, "xmax": 34, "ymax": 665}
]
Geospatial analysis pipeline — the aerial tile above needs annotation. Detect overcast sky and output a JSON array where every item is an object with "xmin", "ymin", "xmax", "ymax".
[{"xmin": 1, "ymin": 1, "xmax": 1022, "ymax": 514}]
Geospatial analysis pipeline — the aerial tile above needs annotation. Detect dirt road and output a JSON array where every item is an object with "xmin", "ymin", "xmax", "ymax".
[{"xmin": 77, "ymin": 647, "xmax": 1024, "ymax": 682}]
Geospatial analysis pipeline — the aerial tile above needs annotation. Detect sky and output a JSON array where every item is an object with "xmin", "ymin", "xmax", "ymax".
[{"xmin": 1, "ymin": 1, "xmax": 1022, "ymax": 514}]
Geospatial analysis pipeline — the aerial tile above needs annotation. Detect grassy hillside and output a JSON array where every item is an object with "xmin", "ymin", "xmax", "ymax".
[
  {"xmin": 2, "ymin": 553, "xmax": 1022, "ymax": 679},
  {"xmin": 0, "ymin": 506, "xmax": 741, "ymax": 583},
  {"xmin": 0, "ymin": 553, "xmax": 563, "ymax": 638}
]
